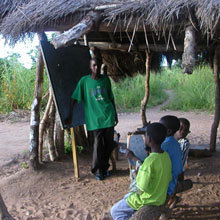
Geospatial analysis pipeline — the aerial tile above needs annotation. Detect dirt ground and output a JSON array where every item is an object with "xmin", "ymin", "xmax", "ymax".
[{"xmin": 1, "ymin": 105, "xmax": 220, "ymax": 220}]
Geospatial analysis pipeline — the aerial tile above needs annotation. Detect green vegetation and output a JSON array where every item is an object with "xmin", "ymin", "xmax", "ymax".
[
  {"xmin": 20, "ymin": 162, "xmax": 29, "ymax": 169},
  {"xmin": 64, "ymin": 131, "xmax": 84, "ymax": 154},
  {"xmin": 112, "ymin": 74, "xmax": 168, "ymax": 112},
  {"xmin": 159, "ymin": 66, "xmax": 214, "ymax": 112},
  {"xmin": 0, "ymin": 54, "xmax": 48, "ymax": 113},
  {"xmin": 112, "ymin": 65, "xmax": 214, "ymax": 112},
  {"xmin": 0, "ymin": 52, "xmax": 215, "ymax": 114}
]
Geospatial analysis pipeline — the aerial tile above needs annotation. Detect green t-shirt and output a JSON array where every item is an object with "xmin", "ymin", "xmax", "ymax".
[
  {"xmin": 72, "ymin": 74, "xmax": 115, "ymax": 131},
  {"xmin": 126, "ymin": 151, "xmax": 172, "ymax": 210}
]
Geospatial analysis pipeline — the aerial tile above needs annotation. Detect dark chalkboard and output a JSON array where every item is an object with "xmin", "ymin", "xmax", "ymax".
[{"xmin": 40, "ymin": 41, "xmax": 91, "ymax": 129}]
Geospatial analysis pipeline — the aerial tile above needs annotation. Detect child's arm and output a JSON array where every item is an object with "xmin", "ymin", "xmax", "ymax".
[{"xmin": 126, "ymin": 149, "xmax": 142, "ymax": 162}]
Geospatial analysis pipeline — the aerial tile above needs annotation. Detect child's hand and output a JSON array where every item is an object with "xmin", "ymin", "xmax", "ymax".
[{"xmin": 125, "ymin": 149, "xmax": 135, "ymax": 160}]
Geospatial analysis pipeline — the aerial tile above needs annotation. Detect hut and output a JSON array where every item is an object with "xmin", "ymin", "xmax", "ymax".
[
  {"xmin": 0, "ymin": 0, "xmax": 220, "ymax": 175},
  {"xmin": 1, "ymin": 0, "xmax": 220, "ymax": 219}
]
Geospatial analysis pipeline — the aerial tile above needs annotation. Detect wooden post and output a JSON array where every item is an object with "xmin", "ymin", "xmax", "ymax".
[
  {"xmin": 141, "ymin": 50, "xmax": 151, "ymax": 126},
  {"xmin": 70, "ymin": 127, "xmax": 79, "ymax": 178},
  {"xmin": 39, "ymin": 89, "xmax": 53, "ymax": 163},
  {"xmin": 29, "ymin": 32, "xmax": 46, "ymax": 169},
  {"xmin": 210, "ymin": 48, "xmax": 220, "ymax": 152}
]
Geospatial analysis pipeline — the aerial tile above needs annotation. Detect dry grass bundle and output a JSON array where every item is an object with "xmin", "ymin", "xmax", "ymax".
[{"xmin": 101, "ymin": 50, "xmax": 146, "ymax": 82}]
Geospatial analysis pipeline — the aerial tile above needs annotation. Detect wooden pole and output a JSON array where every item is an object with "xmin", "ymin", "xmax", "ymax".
[
  {"xmin": 70, "ymin": 127, "xmax": 79, "ymax": 178},
  {"xmin": 29, "ymin": 32, "xmax": 46, "ymax": 169},
  {"xmin": 39, "ymin": 89, "xmax": 53, "ymax": 163},
  {"xmin": 140, "ymin": 50, "xmax": 151, "ymax": 126},
  {"xmin": 51, "ymin": 11, "xmax": 99, "ymax": 49},
  {"xmin": 210, "ymin": 48, "xmax": 220, "ymax": 152}
]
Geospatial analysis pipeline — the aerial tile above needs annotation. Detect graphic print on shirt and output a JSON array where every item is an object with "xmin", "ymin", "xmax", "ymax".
[{"xmin": 90, "ymin": 86, "xmax": 107, "ymax": 101}]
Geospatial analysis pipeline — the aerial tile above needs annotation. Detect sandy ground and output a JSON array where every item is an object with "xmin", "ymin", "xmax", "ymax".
[{"xmin": 1, "ymin": 105, "xmax": 220, "ymax": 220}]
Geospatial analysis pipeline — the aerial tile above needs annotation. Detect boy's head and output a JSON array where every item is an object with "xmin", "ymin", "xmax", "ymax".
[
  {"xmin": 145, "ymin": 123, "xmax": 167, "ymax": 148},
  {"xmin": 175, "ymin": 118, "xmax": 190, "ymax": 140},
  {"xmin": 159, "ymin": 115, "xmax": 180, "ymax": 136},
  {"xmin": 90, "ymin": 58, "xmax": 101, "ymax": 75}
]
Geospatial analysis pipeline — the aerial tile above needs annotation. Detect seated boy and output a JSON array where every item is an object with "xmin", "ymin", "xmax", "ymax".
[
  {"xmin": 175, "ymin": 118, "xmax": 191, "ymax": 171},
  {"xmin": 111, "ymin": 123, "xmax": 172, "ymax": 220},
  {"xmin": 159, "ymin": 115, "xmax": 183, "ymax": 205}
]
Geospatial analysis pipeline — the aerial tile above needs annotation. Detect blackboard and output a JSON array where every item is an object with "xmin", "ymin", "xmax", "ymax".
[{"xmin": 40, "ymin": 41, "xmax": 91, "ymax": 129}]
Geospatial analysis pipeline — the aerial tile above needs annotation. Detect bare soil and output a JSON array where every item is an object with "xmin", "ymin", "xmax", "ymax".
[{"xmin": 1, "ymin": 106, "xmax": 220, "ymax": 220}]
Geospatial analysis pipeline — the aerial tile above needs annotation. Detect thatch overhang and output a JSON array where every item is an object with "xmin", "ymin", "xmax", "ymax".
[
  {"xmin": 0, "ymin": 0, "xmax": 220, "ymax": 76},
  {"xmin": 1, "ymin": 0, "xmax": 220, "ymax": 44}
]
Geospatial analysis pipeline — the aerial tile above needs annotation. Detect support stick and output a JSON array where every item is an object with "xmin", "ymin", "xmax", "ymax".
[{"xmin": 70, "ymin": 128, "xmax": 79, "ymax": 178}]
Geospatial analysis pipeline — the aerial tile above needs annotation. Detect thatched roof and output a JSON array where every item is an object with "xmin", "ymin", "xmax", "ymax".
[
  {"xmin": 1, "ymin": 0, "xmax": 220, "ymax": 44},
  {"xmin": 0, "ymin": 0, "xmax": 30, "ymax": 19},
  {"xmin": 0, "ymin": 0, "xmax": 219, "ymax": 76}
]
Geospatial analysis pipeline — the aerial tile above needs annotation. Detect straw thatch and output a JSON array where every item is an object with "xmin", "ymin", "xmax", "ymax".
[
  {"xmin": 0, "ymin": 0, "xmax": 113, "ymax": 44},
  {"xmin": 0, "ymin": 0, "xmax": 220, "ymax": 45},
  {"xmin": 0, "ymin": 0, "xmax": 30, "ymax": 19}
]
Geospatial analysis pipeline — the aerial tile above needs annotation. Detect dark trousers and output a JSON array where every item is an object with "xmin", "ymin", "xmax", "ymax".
[{"xmin": 91, "ymin": 126, "xmax": 114, "ymax": 175}]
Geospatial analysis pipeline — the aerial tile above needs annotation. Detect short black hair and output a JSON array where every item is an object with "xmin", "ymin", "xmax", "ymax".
[
  {"xmin": 179, "ymin": 118, "xmax": 190, "ymax": 129},
  {"xmin": 146, "ymin": 122, "xmax": 167, "ymax": 145},
  {"xmin": 160, "ymin": 115, "xmax": 180, "ymax": 135},
  {"xmin": 90, "ymin": 57, "xmax": 101, "ymax": 65}
]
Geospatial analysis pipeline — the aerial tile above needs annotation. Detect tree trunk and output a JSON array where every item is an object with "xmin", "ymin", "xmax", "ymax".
[
  {"xmin": 46, "ymin": 99, "xmax": 57, "ymax": 161},
  {"xmin": 29, "ymin": 34, "xmax": 45, "ymax": 170},
  {"xmin": 210, "ymin": 48, "xmax": 220, "ymax": 152},
  {"xmin": 55, "ymin": 112, "xmax": 64, "ymax": 159},
  {"xmin": 51, "ymin": 11, "xmax": 99, "ymax": 49},
  {"xmin": 141, "ymin": 51, "xmax": 151, "ymax": 126},
  {"xmin": 39, "ymin": 89, "xmax": 53, "ymax": 162},
  {"xmin": 182, "ymin": 25, "xmax": 196, "ymax": 74},
  {"xmin": 0, "ymin": 193, "xmax": 15, "ymax": 220}
]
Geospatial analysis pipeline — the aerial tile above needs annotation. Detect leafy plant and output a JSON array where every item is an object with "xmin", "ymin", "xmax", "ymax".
[{"xmin": 20, "ymin": 162, "xmax": 29, "ymax": 169}]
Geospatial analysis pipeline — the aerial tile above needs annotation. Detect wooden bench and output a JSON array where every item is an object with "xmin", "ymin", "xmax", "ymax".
[{"xmin": 130, "ymin": 205, "xmax": 171, "ymax": 220}]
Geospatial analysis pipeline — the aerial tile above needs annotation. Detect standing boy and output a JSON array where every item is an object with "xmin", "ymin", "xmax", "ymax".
[
  {"xmin": 111, "ymin": 123, "xmax": 172, "ymax": 220},
  {"xmin": 65, "ymin": 58, "xmax": 118, "ymax": 180}
]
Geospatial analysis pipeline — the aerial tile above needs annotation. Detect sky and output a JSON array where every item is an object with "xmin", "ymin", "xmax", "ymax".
[{"xmin": 0, "ymin": 34, "xmax": 39, "ymax": 69}]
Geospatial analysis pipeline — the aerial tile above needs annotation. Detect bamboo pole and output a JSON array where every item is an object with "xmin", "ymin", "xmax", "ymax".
[
  {"xmin": 70, "ymin": 128, "xmax": 79, "ymax": 178},
  {"xmin": 140, "ymin": 50, "xmax": 151, "ymax": 126},
  {"xmin": 210, "ymin": 48, "xmax": 220, "ymax": 152}
]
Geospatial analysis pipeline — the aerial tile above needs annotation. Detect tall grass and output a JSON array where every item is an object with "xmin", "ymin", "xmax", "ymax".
[
  {"xmin": 0, "ymin": 58, "xmax": 48, "ymax": 113},
  {"xmin": 0, "ymin": 57, "xmax": 215, "ymax": 114},
  {"xmin": 112, "ymin": 74, "xmax": 168, "ymax": 112},
  {"xmin": 159, "ymin": 66, "xmax": 214, "ymax": 112}
]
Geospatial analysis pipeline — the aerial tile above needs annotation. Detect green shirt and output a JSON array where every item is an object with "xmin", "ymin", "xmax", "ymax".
[
  {"xmin": 72, "ymin": 74, "xmax": 115, "ymax": 131},
  {"xmin": 126, "ymin": 151, "xmax": 172, "ymax": 210}
]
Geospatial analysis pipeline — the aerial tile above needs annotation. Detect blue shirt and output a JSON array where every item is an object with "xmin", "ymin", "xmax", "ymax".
[{"xmin": 162, "ymin": 136, "xmax": 183, "ymax": 195}]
